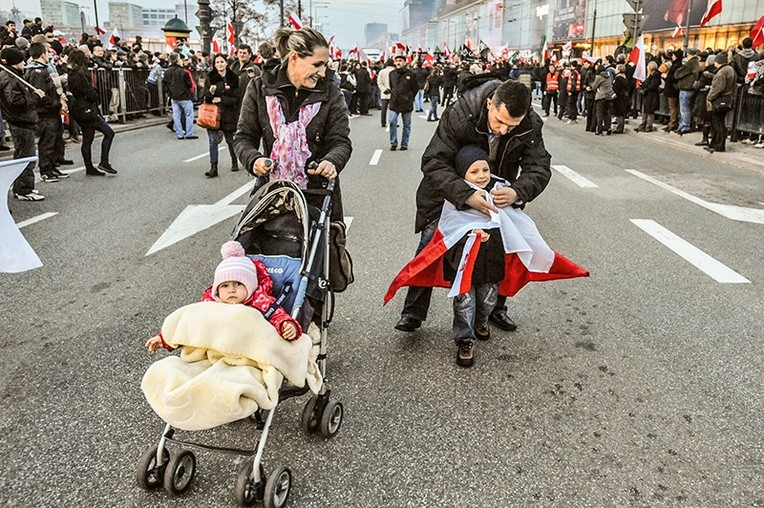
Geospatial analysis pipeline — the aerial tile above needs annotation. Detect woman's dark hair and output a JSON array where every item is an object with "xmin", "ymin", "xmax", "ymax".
[
  {"xmin": 273, "ymin": 27, "xmax": 328, "ymax": 64},
  {"xmin": 596, "ymin": 64, "xmax": 605, "ymax": 73},
  {"xmin": 68, "ymin": 48, "xmax": 89, "ymax": 70},
  {"xmin": 258, "ymin": 41, "xmax": 276, "ymax": 59},
  {"xmin": 493, "ymin": 79, "xmax": 531, "ymax": 118},
  {"xmin": 212, "ymin": 53, "xmax": 227, "ymax": 64}
]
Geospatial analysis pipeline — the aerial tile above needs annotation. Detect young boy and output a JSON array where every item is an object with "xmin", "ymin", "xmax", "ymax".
[
  {"xmin": 444, "ymin": 145, "xmax": 506, "ymax": 367},
  {"xmin": 146, "ymin": 240, "xmax": 300, "ymax": 352}
]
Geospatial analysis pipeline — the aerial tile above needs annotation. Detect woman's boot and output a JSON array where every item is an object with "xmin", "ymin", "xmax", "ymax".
[
  {"xmin": 230, "ymin": 160, "xmax": 239, "ymax": 172},
  {"xmin": 205, "ymin": 163, "xmax": 218, "ymax": 178}
]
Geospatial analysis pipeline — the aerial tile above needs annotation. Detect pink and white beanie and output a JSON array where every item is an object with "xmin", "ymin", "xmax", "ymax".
[{"xmin": 211, "ymin": 241, "xmax": 258, "ymax": 300}]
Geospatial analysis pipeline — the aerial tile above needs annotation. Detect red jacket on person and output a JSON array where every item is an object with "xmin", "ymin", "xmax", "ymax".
[{"xmin": 545, "ymin": 71, "xmax": 559, "ymax": 92}]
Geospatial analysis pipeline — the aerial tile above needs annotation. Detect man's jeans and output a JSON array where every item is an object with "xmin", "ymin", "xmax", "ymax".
[
  {"xmin": 452, "ymin": 283, "xmax": 498, "ymax": 342},
  {"xmin": 388, "ymin": 110, "xmax": 411, "ymax": 148},
  {"xmin": 414, "ymin": 89, "xmax": 424, "ymax": 111},
  {"xmin": 678, "ymin": 90, "xmax": 695, "ymax": 132},
  {"xmin": 9, "ymin": 125, "xmax": 36, "ymax": 195},
  {"xmin": 172, "ymin": 99, "xmax": 194, "ymax": 138}
]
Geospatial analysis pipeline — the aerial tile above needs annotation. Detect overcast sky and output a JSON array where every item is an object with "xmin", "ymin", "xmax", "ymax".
[{"xmin": 5, "ymin": 0, "xmax": 402, "ymax": 49}]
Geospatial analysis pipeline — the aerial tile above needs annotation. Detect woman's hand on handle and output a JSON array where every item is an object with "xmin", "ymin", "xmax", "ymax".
[
  {"xmin": 252, "ymin": 157, "xmax": 273, "ymax": 176},
  {"xmin": 307, "ymin": 160, "xmax": 337, "ymax": 180}
]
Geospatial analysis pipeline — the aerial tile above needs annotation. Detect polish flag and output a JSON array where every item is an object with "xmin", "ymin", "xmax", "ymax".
[
  {"xmin": 671, "ymin": 25, "xmax": 684, "ymax": 38},
  {"xmin": 226, "ymin": 18, "xmax": 236, "ymax": 56},
  {"xmin": 628, "ymin": 34, "xmax": 646, "ymax": 83},
  {"xmin": 384, "ymin": 186, "xmax": 589, "ymax": 304},
  {"xmin": 395, "ymin": 41, "xmax": 407, "ymax": 52},
  {"xmin": 108, "ymin": 27, "xmax": 120, "ymax": 47},
  {"xmin": 95, "ymin": 26, "xmax": 106, "ymax": 35},
  {"xmin": 541, "ymin": 40, "xmax": 549, "ymax": 61},
  {"xmin": 443, "ymin": 43, "xmax": 451, "ymax": 58},
  {"xmin": 422, "ymin": 52, "xmax": 434, "ymax": 67},
  {"xmin": 211, "ymin": 38, "xmax": 221, "ymax": 54},
  {"xmin": 288, "ymin": 12, "xmax": 303, "ymax": 30},
  {"xmin": 699, "ymin": 0, "xmax": 722, "ymax": 27},
  {"xmin": 751, "ymin": 13, "xmax": 764, "ymax": 48},
  {"xmin": 348, "ymin": 45, "xmax": 358, "ymax": 57},
  {"xmin": 465, "ymin": 38, "xmax": 473, "ymax": 51},
  {"xmin": 581, "ymin": 52, "xmax": 597, "ymax": 64},
  {"xmin": 562, "ymin": 40, "xmax": 572, "ymax": 54}
]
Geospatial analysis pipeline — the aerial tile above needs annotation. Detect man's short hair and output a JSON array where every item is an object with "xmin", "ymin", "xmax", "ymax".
[
  {"xmin": 168, "ymin": 52, "xmax": 180, "ymax": 64},
  {"xmin": 29, "ymin": 42, "xmax": 46, "ymax": 59},
  {"xmin": 493, "ymin": 79, "xmax": 532, "ymax": 118},
  {"xmin": 394, "ymin": 54, "xmax": 406, "ymax": 60},
  {"xmin": 237, "ymin": 44, "xmax": 252, "ymax": 55},
  {"xmin": 742, "ymin": 37, "xmax": 753, "ymax": 49},
  {"xmin": 5, "ymin": 20, "xmax": 15, "ymax": 27}
]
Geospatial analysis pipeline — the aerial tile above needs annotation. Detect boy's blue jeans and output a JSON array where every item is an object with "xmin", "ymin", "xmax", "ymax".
[{"xmin": 452, "ymin": 283, "xmax": 498, "ymax": 342}]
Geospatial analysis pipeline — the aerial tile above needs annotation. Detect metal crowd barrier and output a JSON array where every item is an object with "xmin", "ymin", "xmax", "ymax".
[
  {"xmin": 90, "ymin": 67, "xmax": 167, "ymax": 123},
  {"xmin": 730, "ymin": 84, "xmax": 764, "ymax": 141}
]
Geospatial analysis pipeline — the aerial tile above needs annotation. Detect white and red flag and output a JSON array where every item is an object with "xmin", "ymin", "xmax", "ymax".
[
  {"xmin": 288, "ymin": 12, "xmax": 303, "ymax": 30},
  {"xmin": 699, "ymin": 0, "xmax": 722, "ymax": 27},
  {"xmin": 95, "ymin": 26, "xmax": 106, "ymax": 35},
  {"xmin": 422, "ymin": 52, "xmax": 435, "ymax": 67},
  {"xmin": 384, "ymin": 186, "xmax": 589, "ymax": 304},
  {"xmin": 211, "ymin": 38, "xmax": 221, "ymax": 54},
  {"xmin": 562, "ymin": 40, "xmax": 572, "ymax": 54},
  {"xmin": 395, "ymin": 41, "xmax": 407, "ymax": 53},
  {"xmin": 581, "ymin": 52, "xmax": 597, "ymax": 64},
  {"xmin": 628, "ymin": 34, "xmax": 646, "ymax": 84},
  {"xmin": 541, "ymin": 40, "xmax": 549, "ymax": 61},
  {"xmin": 671, "ymin": 25, "xmax": 684, "ymax": 38},
  {"xmin": 751, "ymin": 13, "xmax": 764, "ymax": 48},
  {"xmin": 108, "ymin": 27, "xmax": 120, "ymax": 47},
  {"xmin": 348, "ymin": 45, "xmax": 358, "ymax": 58},
  {"xmin": 443, "ymin": 43, "xmax": 452, "ymax": 59},
  {"xmin": 226, "ymin": 18, "xmax": 236, "ymax": 56}
]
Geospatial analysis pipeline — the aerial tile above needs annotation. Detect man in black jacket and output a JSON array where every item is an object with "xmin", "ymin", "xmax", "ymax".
[
  {"xmin": 395, "ymin": 79, "xmax": 552, "ymax": 333},
  {"xmin": 163, "ymin": 52, "xmax": 197, "ymax": 139},
  {"xmin": 0, "ymin": 47, "xmax": 45, "ymax": 201},
  {"xmin": 388, "ymin": 54, "xmax": 418, "ymax": 150}
]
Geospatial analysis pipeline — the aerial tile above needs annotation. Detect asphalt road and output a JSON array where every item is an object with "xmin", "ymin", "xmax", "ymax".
[{"xmin": 1, "ymin": 106, "xmax": 763, "ymax": 508}]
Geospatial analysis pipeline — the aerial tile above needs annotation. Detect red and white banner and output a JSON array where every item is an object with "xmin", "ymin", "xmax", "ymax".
[
  {"xmin": 288, "ymin": 12, "xmax": 303, "ymax": 30},
  {"xmin": 384, "ymin": 187, "xmax": 589, "ymax": 304},
  {"xmin": 699, "ymin": 0, "xmax": 722, "ymax": 27},
  {"xmin": 671, "ymin": 25, "xmax": 684, "ymax": 38},
  {"xmin": 542, "ymin": 40, "xmax": 549, "ymax": 61},
  {"xmin": 628, "ymin": 34, "xmax": 646, "ymax": 83},
  {"xmin": 562, "ymin": 40, "xmax": 572, "ymax": 54},
  {"xmin": 211, "ymin": 38, "xmax": 221, "ymax": 54},
  {"xmin": 751, "ymin": 13, "xmax": 764, "ymax": 49},
  {"xmin": 226, "ymin": 18, "xmax": 236, "ymax": 56},
  {"xmin": 108, "ymin": 27, "xmax": 120, "ymax": 47}
]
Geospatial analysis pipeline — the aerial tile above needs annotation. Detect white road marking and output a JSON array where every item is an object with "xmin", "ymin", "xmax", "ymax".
[
  {"xmin": 183, "ymin": 147, "xmax": 224, "ymax": 163},
  {"xmin": 631, "ymin": 219, "xmax": 750, "ymax": 284},
  {"xmin": 344, "ymin": 216, "xmax": 353, "ymax": 231},
  {"xmin": 626, "ymin": 170, "xmax": 764, "ymax": 224},
  {"xmin": 418, "ymin": 115, "xmax": 428, "ymax": 119},
  {"xmin": 16, "ymin": 212, "xmax": 58, "ymax": 229},
  {"xmin": 215, "ymin": 181, "xmax": 256, "ymax": 206},
  {"xmin": 552, "ymin": 165, "xmax": 599, "ymax": 188},
  {"xmin": 369, "ymin": 149, "xmax": 382, "ymax": 166}
]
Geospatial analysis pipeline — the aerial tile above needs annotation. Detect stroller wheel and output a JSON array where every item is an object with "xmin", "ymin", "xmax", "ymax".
[
  {"xmin": 264, "ymin": 466, "xmax": 292, "ymax": 508},
  {"xmin": 163, "ymin": 450, "xmax": 196, "ymax": 495},
  {"xmin": 319, "ymin": 400, "xmax": 343, "ymax": 438},
  {"xmin": 300, "ymin": 396, "xmax": 319, "ymax": 434},
  {"xmin": 136, "ymin": 445, "xmax": 169, "ymax": 490},
  {"xmin": 235, "ymin": 462, "xmax": 265, "ymax": 506}
]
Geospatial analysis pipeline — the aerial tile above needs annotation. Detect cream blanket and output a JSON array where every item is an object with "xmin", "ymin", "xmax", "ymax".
[{"xmin": 141, "ymin": 302, "xmax": 322, "ymax": 431}]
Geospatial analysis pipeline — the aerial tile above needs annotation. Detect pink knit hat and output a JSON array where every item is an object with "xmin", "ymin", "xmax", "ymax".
[{"xmin": 211, "ymin": 241, "xmax": 258, "ymax": 301}]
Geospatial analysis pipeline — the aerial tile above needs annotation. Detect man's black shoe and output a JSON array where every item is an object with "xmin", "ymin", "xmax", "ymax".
[
  {"xmin": 489, "ymin": 312, "xmax": 517, "ymax": 331},
  {"xmin": 394, "ymin": 317, "xmax": 421, "ymax": 332},
  {"xmin": 56, "ymin": 159, "xmax": 74, "ymax": 165}
]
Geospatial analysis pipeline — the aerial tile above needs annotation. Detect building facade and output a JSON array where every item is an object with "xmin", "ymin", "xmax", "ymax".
[
  {"xmin": 108, "ymin": 1, "xmax": 144, "ymax": 30},
  {"xmin": 40, "ymin": 0, "xmax": 81, "ymax": 28}
]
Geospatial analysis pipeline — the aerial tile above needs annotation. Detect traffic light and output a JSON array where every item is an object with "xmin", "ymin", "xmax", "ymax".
[{"xmin": 622, "ymin": 0, "xmax": 648, "ymax": 42}]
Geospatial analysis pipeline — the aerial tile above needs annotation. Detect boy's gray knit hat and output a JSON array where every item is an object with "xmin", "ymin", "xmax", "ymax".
[{"xmin": 455, "ymin": 145, "xmax": 489, "ymax": 177}]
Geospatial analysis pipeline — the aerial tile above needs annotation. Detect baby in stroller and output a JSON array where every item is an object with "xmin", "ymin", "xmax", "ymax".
[{"xmin": 145, "ymin": 240, "xmax": 301, "ymax": 353}]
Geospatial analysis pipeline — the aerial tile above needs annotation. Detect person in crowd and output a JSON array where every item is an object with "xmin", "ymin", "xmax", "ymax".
[
  {"xmin": 732, "ymin": 37, "xmax": 761, "ymax": 83},
  {"xmin": 425, "ymin": 65, "xmax": 442, "ymax": 121},
  {"xmin": 565, "ymin": 60, "xmax": 581, "ymax": 124},
  {"xmin": 0, "ymin": 47, "xmax": 45, "ymax": 201},
  {"xmin": 163, "ymin": 51, "xmax": 197, "ymax": 140},
  {"xmin": 541, "ymin": 62, "xmax": 559, "ymax": 117},
  {"xmin": 203, "ymin": 53, "xmax": 240, "ymax": 178},
  {"xmin": 354, "ymin": 61, "xmax": 372, "ymax": 116},
  {"xmin": 229, "ymin": 44, "xmax": 259, "ymax": 96},
  {"xmin": 0, "ymin": 21, "xmax": 18, "ymax": 48},
  {"xmin": 636, "ymin": 61, "xmax": 662, "ymax": 133},
  {"xmin": 693, "ymin": 53, "xmax": 716, "ymax": 147},
  {"xmin": 441, "ymin": 63, "xmax": 457, "ymax": 105},
  {"xmin": 532, "ymin": 62, "xmax": 545, "ymax": 100},
  {"xmin": 24, "ymin": 42, "xmax": 66, "ymax": 182},
  {"xmin": 233, "ymin": 26, "xmax": 352, "ymax": 225},
  {"xmin": 557, "ymin": 67, "xmax": 569, "ymax": 120},
  {"xmin": 705, "ymin": 51, "xmax": 736, "ymax": 153},
  {"xmin": 674, "ymin": 48, "xmax": 701, "ymax": 134},
  {"xmin": 43, "ymin": 28, "xmax": 62, "ymax": 56},
  {"xmin": 612, "ymin": 63, "xmax": 630, "ymax": 134},
  {"xmin": 582, "ymin": 59, "xmax": 598, "ymax": 131},
  {"xmin": 377, "ymin": 58, "xmax": 394, "ymax": 128},
  {"xmin": 413, "ymin": 62, "xmax": 429, "ymax": 112},
  {"xmin": 388, "ymin": 54, "xmax": 418, "ymax": 151},
  {"xmin": 67, "ymin": 48, "xmax": 117, "ymax": 175},
  {"xmin": 663, "ymin": 50, "xmax": 681, "ymax": 132},
  {"xmin": 339, "ymin": 63, "xmax": 356, "ymax": 115},
  {"xmin": 591, "ymin": 64, "xmax": 613, "ymax": 135},
  {"xmin": 257, "ymin": 41, "xmax": 280, "ymax": 73},
  {"xmin": 394, "ymin": 79, "xmax": 551, "ymax": 334},
  {"xmin": 146, "ymin": 240, "xmax": 302, "ymax": 353}
]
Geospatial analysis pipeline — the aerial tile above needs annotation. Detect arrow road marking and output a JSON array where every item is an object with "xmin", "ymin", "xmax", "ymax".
[
  {"xmin": 552, "ymin": 165, "xmax": 599, "ymax": 188},
  {"xmin": 626, "ymin": 170, "xmax": 764, "ymax": 224},
  {"xmin": 631, "ymin": 219, "xmax": 750, "ymax": 284},
  {"xmin": 184, "ymin": 147, "xmax": 224, "ymax": 163},
  {"xmin": 345, "ymin": 216, "xmax": 353, "ymax": 231},
  {"xmin": 369, "ymin": 149, "xmax": 382, "ymax": 166},
  {"xmin": 146, "ymin": 181, "xmax": 255, "ymax": 256},
  {"xmin": 16, "ymin": 212, "xmax": 58, "ymax": 229}
]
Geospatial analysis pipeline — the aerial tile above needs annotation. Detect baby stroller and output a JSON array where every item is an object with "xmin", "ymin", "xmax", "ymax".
[{"xmin": 136, "ymin": 177, "xmax": 344, "ymax": 507}]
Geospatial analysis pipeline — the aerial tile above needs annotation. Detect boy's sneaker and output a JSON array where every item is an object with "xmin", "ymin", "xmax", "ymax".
[
  {"xmin": 456, "ymin": 339, "xmax": 475, "ymax": 368},
  {"xmin": 40, "ymin": 172, "xmax": 59, "ymax": 182},
  {"xmin": 475, "ymin": 324, "xmax": 490, "ymax": 341},
  {"xmin": 98, "ymin": 162, "xmax": 118, "ymax": 174},
  {"xmin": 52, "ymin": 168, "xmax": 70, "ymax": 179},
  {"xmin": 13, "ymin": 191, "xmax": 45, "ymax": 201}
]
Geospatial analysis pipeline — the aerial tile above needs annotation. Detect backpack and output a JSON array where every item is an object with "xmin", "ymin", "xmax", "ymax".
[{"xmin": 328, "ymin": 221, "xmax": 354, "ymax": 292}]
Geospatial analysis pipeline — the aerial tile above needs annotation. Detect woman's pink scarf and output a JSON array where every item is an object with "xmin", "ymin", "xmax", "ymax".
[{"xmin": 265, "ymin": 95, "xmax": 321, "ymax": 189}]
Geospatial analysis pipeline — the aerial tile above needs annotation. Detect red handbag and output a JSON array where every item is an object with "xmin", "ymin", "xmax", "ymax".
[{"xmin": 197, "ymin": 102, "xmax": 221, "ymax": 129}]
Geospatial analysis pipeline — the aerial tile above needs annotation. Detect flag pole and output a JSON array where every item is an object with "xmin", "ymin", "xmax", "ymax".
[
  {"xmin": 590, "ymin": 0, "xmax": 597, "ymax": 56},
  {"xmin": 682, "ymin": 0, "xmax": 693, "ymax": 50}
]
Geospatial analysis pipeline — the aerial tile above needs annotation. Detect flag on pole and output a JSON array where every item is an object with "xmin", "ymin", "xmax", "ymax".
[
  {"xmin": 226, "ymin": 18, "xmax": 236, "ymax": 56},
  {"xmin": 211, "ymin": 38, "xmax": 221, "ymax": 54},
  {"xmin": 751, "ymin": 13, "xmax": 764, "ymax": 48},
  {"xmin": 288, "ymin": 12, "xmax": 303, "ymax": 30},
  {"xmin": 699, "ymin": 0, "xmax": 722, "ymax": 27},
  {"xmin": 562, "ymin": 40, "xmax": 572, "ymax": 54},
  {"xmin": 671, "ymin": 25, "xmax": 684, "ymax": 38},
  {"xmin": 95, "ymin": 26, "xmax": 106, "ymax": 35},
  {"xmin": 108, "ymin": 27, "xmax": 120, "ymax": 47},
  {"xmin": 628, "ymin": 34, "xmax": 646, "ymax": 83},
  {"xmin": 581, "ymin": 52, "xmax": 597, "ymax": 64},
  {"xmin": 443, "ymin": 43, "xmax": 452, "ymax": 59},
  {"xmin": 383, "ymin": 190, "xmax": 588, "ymax": 304},
  {"xmin": 348, "ymin": 45, "xmax": 359, "ymax": 57},
  {"xmin": 542, "ymin": 40, "xmax": 549, "ymax": 61}
]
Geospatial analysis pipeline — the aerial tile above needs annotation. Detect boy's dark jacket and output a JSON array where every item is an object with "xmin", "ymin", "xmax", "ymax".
[
  {"xmin": 0, "ymin": 67, "xmax": 38, "ymax": 128},
  {"xmin": 414, "ymin": 79, "xmax": 551, "ymax": 233},
  {"xmin": 24, "ymin": 60, "xmax": 61, "ymax": 118}
]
